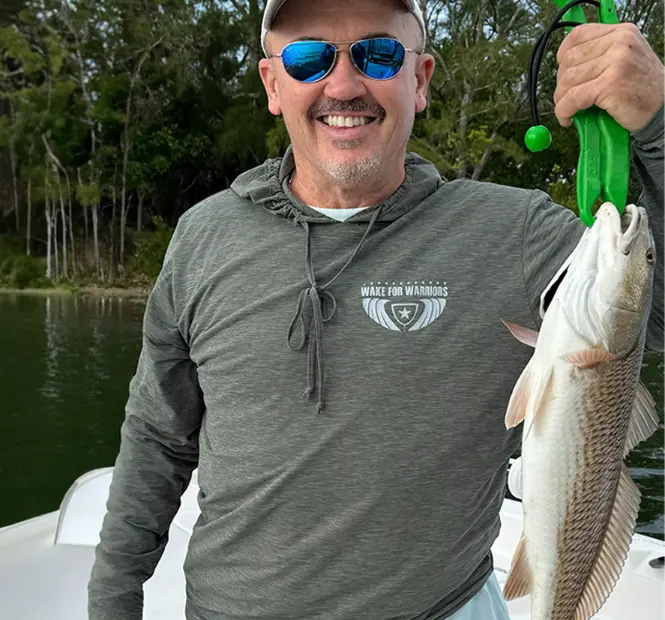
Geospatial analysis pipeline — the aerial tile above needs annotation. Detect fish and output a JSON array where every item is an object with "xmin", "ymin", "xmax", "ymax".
[{"xmin": 500, "ymin": 202, "xmax": 660, "ymax": 620}]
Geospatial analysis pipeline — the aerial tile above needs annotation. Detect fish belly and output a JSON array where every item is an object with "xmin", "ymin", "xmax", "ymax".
[{"xmin": 521, "ymin": 369, "xmax": 585, "ymax": 619}]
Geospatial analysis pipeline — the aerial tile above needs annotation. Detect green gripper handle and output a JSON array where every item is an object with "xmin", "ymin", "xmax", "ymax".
[{"xmin": 554, "ymin": 0, "xmax": 630, "ymax": 227}]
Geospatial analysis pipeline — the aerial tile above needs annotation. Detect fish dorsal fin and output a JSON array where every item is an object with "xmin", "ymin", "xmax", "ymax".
[
  {"xmin": 574, "ymin": 465, "xmax": 641, "ymax": 620},
  {"xmin": 624, "ymin": 381, "xmax": 659, "ymax": 457},
  {"xmin": 502, "ymin": 319, "xmax": 539, "ymax": 348},
  {"xmin": 503, "ymin": 532, "xmax": 532, "ymax": 600}
]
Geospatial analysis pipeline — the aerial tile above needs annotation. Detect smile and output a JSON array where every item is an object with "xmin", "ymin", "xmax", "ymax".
[{"xmin": 318, "ymin": 115, "xmax": 377, "ymax": 127}]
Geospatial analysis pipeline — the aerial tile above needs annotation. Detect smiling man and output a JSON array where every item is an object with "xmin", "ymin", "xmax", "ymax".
[
  {"xmin": 88, "ymin": 0, "xmax": 665, "ymax": 619},
  {"xmin": 259, "ymin": 0, "xmax": 433, "ymax": 209}
]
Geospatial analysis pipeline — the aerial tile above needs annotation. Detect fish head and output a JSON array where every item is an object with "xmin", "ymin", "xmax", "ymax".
[
  {"xmin": 568, "ymin": 202, "xmax": 655, "ymax": 356},
  {"xmin": 540, "ymin": 203, "xmax": 655, "ymax": 357},
  {"xmin": 594, "ymin": 202, "xmax": 655, "ymax": 353}
]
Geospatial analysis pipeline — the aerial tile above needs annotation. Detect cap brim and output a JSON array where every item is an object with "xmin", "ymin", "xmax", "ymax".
[{"xmin": 261, "ymin": 0, "xmax": 426, "ymax": 55}]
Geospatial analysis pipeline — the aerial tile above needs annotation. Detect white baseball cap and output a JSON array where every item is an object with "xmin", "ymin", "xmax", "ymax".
[{"xmin": 260, "ymin": 0, "xmax": 427, "ymax": 55}]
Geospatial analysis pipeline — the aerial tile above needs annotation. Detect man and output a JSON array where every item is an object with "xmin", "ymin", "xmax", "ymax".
[{"xmin": 88, "ymin": 0, "xmax": 664, "ymax": 618}]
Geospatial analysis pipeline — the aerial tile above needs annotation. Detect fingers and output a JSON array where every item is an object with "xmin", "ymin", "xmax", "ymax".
[
  {"xmin": 556, "ymin": 23, "xmax": 620, "ymax": 67},
  {"xmin": 552, "ymin": 22, "xmax": 662, "ymax": 131},
  {"xmin": 554, "ymin": 73, "xmax": 609, "ymax": 127}
]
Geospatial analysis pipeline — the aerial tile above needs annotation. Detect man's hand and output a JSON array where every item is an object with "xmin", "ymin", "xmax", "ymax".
[{"xmin": 554, "ymin": 23, "xmax": 665, "ymax": 133}]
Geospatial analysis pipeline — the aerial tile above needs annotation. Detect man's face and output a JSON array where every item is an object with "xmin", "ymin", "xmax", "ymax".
[{"xmin": 259, "ymin": 0, "xmax": 434, "ymax": 187}]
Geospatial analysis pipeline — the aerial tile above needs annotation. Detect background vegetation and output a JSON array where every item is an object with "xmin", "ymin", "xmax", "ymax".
[{"xmin": 0, "ymin": 0, "xmax": 662, "ymax": 289}]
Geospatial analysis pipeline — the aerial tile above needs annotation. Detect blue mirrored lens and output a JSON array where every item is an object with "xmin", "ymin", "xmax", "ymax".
[
  {"xmin": 281, "ymin": 41, "xmax": 336, "ymax": 83},
  {"xmin": 351, "ymin": 38, "xmax": 405, "ymax": 79}
]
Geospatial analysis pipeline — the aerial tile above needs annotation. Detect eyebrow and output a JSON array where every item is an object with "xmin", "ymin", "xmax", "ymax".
[{"xmin": 293, "ymin": 32, "xmax": 397, "ymax": 42}]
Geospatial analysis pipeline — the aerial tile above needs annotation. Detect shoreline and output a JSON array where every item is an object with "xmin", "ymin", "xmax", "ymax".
[{"xmin": 0, "ymin": 286, "xmax": 152, "ymax": 299}]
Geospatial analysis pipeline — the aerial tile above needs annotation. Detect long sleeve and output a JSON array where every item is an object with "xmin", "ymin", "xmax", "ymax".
[
  {"xmin": 87, "ymin": 222, "xmax": 205, "ymax": 619},
  {"xmin": 630, "ymin": 104, "xmax": 664, "ymax": 350},
  {"xmin": 521, "ymin": 104, "xmax": 664, "ymax": 352}
]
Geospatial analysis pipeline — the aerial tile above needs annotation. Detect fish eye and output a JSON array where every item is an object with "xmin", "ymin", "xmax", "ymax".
[{"xmin": 646, "ymin": 249, "xmax": 655, "ymax": 263}]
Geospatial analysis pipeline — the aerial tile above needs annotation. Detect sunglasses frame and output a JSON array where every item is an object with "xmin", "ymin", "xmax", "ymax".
[{"xmin": 269, "ymin": 37, "xmax": 419, "ymax": 83}]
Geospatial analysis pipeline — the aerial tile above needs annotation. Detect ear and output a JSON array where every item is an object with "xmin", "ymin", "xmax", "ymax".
[
  {"xmin": 259, "ymin": 58, "xmax": 283, "ymax": 116},
  {"xmin": 414, "ymin": 53, "xmax": 435, "ymax": 114}
]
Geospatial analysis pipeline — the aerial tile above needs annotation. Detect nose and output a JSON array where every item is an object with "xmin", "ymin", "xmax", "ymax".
[{"xmin": 322, "ymin": 50, "xmax": 368, "ymax": 101}]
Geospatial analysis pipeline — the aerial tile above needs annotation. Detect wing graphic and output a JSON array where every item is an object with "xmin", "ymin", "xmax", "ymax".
[
  {"xmin": 409, "ymin": 298, "xmax": 447, "ymax": 331},
  {"xmin": 362, "ymin": 298, "xmax": 400, "ymax": 331}
]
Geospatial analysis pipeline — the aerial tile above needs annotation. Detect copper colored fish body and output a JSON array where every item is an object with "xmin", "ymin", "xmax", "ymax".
[{"xmin": 502, "ymin": 203, "xmax": 659, "ymax": 620}]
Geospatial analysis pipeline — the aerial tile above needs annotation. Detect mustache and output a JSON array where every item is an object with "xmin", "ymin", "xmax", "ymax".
[{"xmin": 308, "ymin": 99, "xmax": 386, "ymax": 120}]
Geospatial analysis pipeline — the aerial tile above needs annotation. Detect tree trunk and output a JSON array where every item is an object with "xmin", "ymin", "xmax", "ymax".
[
  {"xmin": 42, "ymin": 134, "xmax": 74, "ymax": 277},
  {"xmin": 67, "ymin": 178, "xmax": 76, "ymax": 276},
  {"xmin": 457, "ymin": 78, "xmax": 473, "ymax": 179},
  {"xmin": 246, "ymin": 0, "xmax": 262, "ymax": 68},
  {"xmin": 137, "ymin": 191, "xmax": 143, "ymax": 231},
  {"xmin": 45, "ymin": 175, "xmax": 52, "ymax": 280},
  {"xmin": 53, "ymin": 199, "xmax": 59, "ymax": 280},
  {"xmin": 110, "ymin": 185, "xmax": 116, "ymax": 281},
  {"xmin": 26, "ymin": 178, "xmax": 32, "ymax": 255},
  {"xmin": 92, "ymin": 202, "xmax": 100, "ymax": 279},
  {"xmin": 54, "ymin": 168, "xmax": 68, "ymax": 279},
  {"xmin": 472, "ymin": 129, "xmax": 499, "ymax": 180},
  {"xmin": 9, "ymin": 98, "xmax": 19, "ymax": 232},
  {"xmin": 78, "ymin": 168, "xmax": 89, "ymax": 260},
  {"xmin": 9, "ymin": 140, "xmax": 19, "ymax": 232},
  {"xmin": 120, "ymin": 194, "xmax": 130, "ymax": 269}
]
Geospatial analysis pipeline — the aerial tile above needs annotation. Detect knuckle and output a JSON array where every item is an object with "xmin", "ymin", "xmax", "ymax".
[
  {"xmin": 617, "ymin": 24, "xmax": 642, "ymax": 48},
  {"xmin": 619, "ymin": 22, "xmax": 641, "ymax": 37},
  {"xmin": 572, "ymin": 84, "xmax": 593, "ymax": 109}
]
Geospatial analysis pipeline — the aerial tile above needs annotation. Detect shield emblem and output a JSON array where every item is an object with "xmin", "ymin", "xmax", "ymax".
[{"xmin": 390, "ymin": 302, "xmax": 420, "ymax": 329}]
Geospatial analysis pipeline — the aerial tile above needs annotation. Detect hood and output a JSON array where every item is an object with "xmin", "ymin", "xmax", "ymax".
[{"xmin": 230, "ymin": 144, "xmax": 444, "ymax": 224}]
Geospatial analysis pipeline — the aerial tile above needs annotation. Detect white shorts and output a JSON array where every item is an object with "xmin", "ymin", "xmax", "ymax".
[{"xmin": 447, "ymin": 573, "xmax": 510, "ymax": 620}]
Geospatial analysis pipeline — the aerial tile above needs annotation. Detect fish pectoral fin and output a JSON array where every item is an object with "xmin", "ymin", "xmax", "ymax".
[
  {"xmin": 503, "ymin": 532, "xmax": 532, "ymax": 600},
  {"xmin": 505, "ymin": 360, "xmax": 532, "ymax": 429},
  {"xmin": 624, "ymin": 381, "xmax": 660, "ymax": 456},
  {"xmin": 521, "ymin": 364, "xmax": 554, "ymax": 443},
  {"xmin": 561, "ymin": 348, "xmax": 615, "ymax": 368},
  {"xmin": 505, "ymin": 360, "xmax": 553, "ymax": 433},
  {"xmin": 502, "ymin": 319, "xmax": 539, "ymax": 348},
  {"xmin": 574, "ymin": 465, "xmax": 641, "ymax": 620}
]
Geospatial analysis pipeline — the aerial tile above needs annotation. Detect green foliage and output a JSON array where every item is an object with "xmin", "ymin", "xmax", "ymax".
[
  {"xmin": 0, "ymin": 237, "xmax": 47, "ymax": 289},
  {"xmin": 266, "ymin": 117, "xmax": 291, "ymax": 159},
  {"xmin": 77, "ymin": 182, "xmax": 101, "ymax": 207},
  {"xmin": 130, "ymin": 216, "xmax": 173, "ymax": 281},
  {"xmin": 0, "ymin": 0, "xmax": 663, "ymax": 290}
]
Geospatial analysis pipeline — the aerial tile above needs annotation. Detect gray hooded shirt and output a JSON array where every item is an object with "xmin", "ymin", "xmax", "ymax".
[{"xmin": 88, "ymin": 106, "xmax": 664, "ymax": 620}]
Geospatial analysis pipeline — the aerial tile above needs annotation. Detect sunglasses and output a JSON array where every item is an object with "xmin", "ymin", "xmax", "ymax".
[{"xmin": 270, "ymin": 38, "xmax": 418, "ymax": 83}]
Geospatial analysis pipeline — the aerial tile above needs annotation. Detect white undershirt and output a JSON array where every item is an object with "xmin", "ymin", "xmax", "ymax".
[
  {"xmin": 307, "ymin": 205, "xmax": 371, "ymax": 222},
  {"xmin": 288, "ymin": 173, "xmax": 371, "ymax": 222}
]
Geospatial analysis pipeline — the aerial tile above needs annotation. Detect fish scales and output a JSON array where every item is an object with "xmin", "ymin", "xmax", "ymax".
[{"xmin": 550, "ymin": 342, "xmax": 643, "ymax": 619}]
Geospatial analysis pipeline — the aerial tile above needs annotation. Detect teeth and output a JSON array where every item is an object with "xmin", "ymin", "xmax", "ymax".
[{"xmin": 323, "ymin": 115, "xmax": 371, "ymax": 127}]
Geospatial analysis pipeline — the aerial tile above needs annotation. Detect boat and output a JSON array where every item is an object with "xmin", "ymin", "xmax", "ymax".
[{"xmin": 0, "ymin": 461, "xmax": 662, "ymax": 619}]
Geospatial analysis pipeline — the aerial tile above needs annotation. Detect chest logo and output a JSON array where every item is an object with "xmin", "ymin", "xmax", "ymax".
[{"xmin": 361, "ymin": 281, "xmax": 448, "ymax": 332}]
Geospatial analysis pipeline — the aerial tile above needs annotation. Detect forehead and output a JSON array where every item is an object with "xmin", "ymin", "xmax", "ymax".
[{"xmin": 271, "ymin": 0, "xmax": 415, "ymax": 43}]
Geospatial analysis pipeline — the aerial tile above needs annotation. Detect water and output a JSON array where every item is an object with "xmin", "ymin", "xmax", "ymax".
[
  {"xmin": 0, "ymin": 294, "xmax": 663, "ymax": 540},
  {"xmin": 0, "ymin": 293, "xmax": 145, "ymax": 527}
]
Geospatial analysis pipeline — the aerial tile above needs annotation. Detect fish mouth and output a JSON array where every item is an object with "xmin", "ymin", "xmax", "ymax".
[{"xmin": 597, "ymin": 202, "xmax": 642, "ymax": 254}]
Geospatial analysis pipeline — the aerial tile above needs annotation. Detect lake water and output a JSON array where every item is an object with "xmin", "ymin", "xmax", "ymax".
[{"xmin": 0, "ymin": 293, "xmax": 663, "ymax": 540}]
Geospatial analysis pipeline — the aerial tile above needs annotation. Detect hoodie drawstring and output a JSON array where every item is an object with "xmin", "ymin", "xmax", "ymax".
[{"xmin": 287, "ymin": 208, "xmax": 382, "ymax": 412}]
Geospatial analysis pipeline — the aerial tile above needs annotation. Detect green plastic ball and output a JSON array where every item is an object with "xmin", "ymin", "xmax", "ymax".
[{"xmin": 524, "ymin": 125, "xmax": 552, "ymax": 153}]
